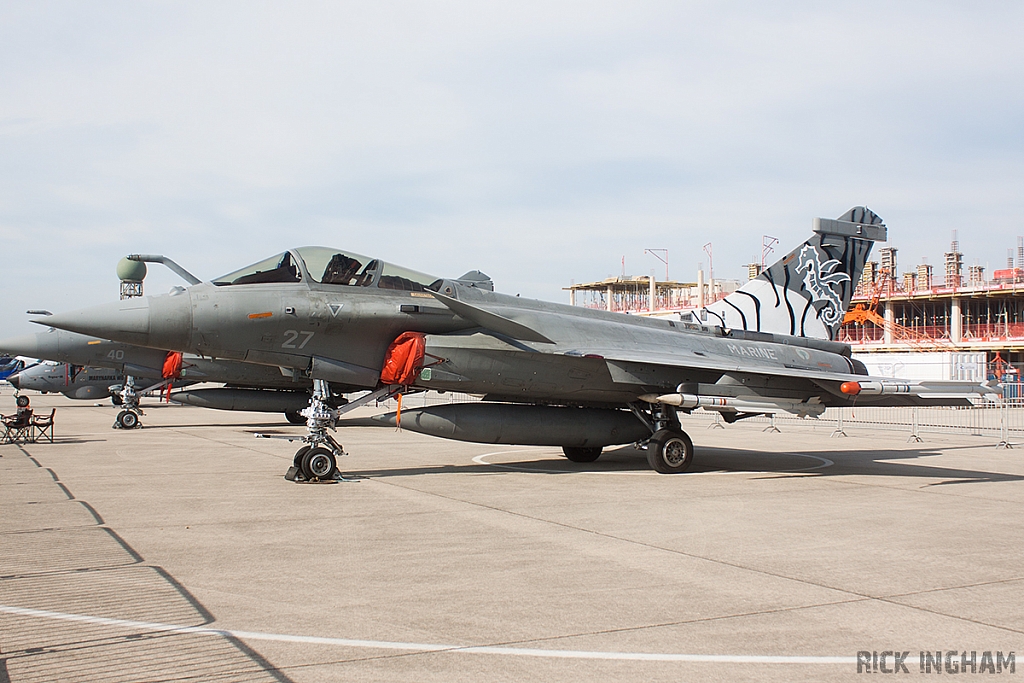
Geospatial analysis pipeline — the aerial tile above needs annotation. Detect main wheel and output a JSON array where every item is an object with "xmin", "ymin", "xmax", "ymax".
[
  {"xmin": 301, "ymin": 447, "xmax": 337, "ymax": 480},
  {"xmin": 116, "ymin": 410, "xmax": 139, "ymax": 430},
  {"xmin": 646, "ymin": 429, "xmax": 693, "ymax": 473},
  {"xmin": 284, "ymin": 411, "xmax": 305, "ymax": 425},
  {"xmin": 292, "ymin": 445, "xmax": 311, "ymax": 469},
  {"xmin": 562, "ymin": 446, "xmax": 602, "ymax": 463}
]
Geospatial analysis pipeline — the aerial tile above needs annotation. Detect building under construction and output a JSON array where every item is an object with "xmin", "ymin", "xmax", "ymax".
[
  {"xmin": 565, "ymin": 272, "xmax": 739, "ymax": 314},
  {"xmin": 569, "ymin": 233, "xmax": 1024, "ymax": 374},
  {"xmin": 840, "ymin": 233, "xmax": 1024, "ymax": 368}
]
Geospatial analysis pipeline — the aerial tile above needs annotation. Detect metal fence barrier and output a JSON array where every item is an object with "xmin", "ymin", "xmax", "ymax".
[{"xmin": 687, "ymin": 383, "xmax": 1024, "ymax": 445}]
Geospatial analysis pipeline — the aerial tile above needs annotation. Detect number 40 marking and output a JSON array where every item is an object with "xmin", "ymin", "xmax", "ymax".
[{"xmin": 282, "ymin": 330, "xmax": 315, "ymax": 349}]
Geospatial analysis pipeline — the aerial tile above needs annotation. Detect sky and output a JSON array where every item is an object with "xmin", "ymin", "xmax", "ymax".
[{"xmin": 1, "ymin": 1, "xmax": 1023, "ymax": 339}]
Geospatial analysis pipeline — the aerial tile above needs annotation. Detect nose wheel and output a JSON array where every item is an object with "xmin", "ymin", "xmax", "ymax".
[
  {"xmin": 302, "ymin": 447, "xmax": 337, "ymax": 480},
  {"xmin": 112, "ymin": 375, "xmax": 143, "ymax": 429},
  {"xmin": 114, "ymin": 410, "xmax": 141, "ymax": 430},
  {"xmin": 287, "ymin": 444, "xmax": 339, "ymax": 481}
]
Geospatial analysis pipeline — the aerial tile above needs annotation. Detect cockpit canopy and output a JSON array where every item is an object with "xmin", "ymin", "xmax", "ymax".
[{"xmin": 212, "ymin": 247, "xmax": 445, "ymax": 293}]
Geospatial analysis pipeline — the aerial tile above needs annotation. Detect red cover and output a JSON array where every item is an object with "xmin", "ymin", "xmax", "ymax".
[
  {"xmin": 380, "ymin": 332, "xmax": 426, "ymax": 385},
  {"xmin": 161, "ymin": 351, "xmax": 184, "ymax": 402},
  {"xmin": 162, "ymin": 351, "xmax": 183, "ymax": 379}
]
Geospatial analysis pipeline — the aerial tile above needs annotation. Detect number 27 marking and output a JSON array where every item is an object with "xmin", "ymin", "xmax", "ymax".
[{"xmin": 282, "ymin": 330, "xmax": 315, "ymax": 349}]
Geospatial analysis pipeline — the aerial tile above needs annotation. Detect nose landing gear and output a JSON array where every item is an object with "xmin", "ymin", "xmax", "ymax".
[
  {"xmin": 112, "ymin": 376, "xmax": 143, "ymax": 429},
  {"xmin": 262, "ymin": 380, "xmax": 398, "ymax": 483}
]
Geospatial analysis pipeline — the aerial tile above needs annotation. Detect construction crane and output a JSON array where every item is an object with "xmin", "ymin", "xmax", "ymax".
[{"xmin": 841, "ymin": 269, "xmax": 954, "ymax": 350}]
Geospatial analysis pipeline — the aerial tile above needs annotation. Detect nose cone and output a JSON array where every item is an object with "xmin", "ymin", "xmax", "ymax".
[
  {"xmin": 37, "ymin": 292, "xmax": 193, "ymax": 352},
  {"xmin": 0, "ymin": 329, "xmax": 60, "ymax": 360},
  {"xmin": 0, "ymin": 334, "xmax": 40, "ymax": 358},
  {"xmin": 7, "ymin": 372, "xmax": 20, "ymax": 389},
  {"xmin": 38, "ymin": 299, "xmax": 151, "ymax": 346}
]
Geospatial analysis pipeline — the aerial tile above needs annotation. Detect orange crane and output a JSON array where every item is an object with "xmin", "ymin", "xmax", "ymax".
[{"xmin": 841, "ymin": 271, "xmax": 953, "ymax": 349}]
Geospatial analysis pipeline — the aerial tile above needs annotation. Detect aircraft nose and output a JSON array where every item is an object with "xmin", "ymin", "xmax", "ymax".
[
  {"xmin": 38, "ymin": 299, "xmax": 151, "ymax": 346},
  {"xmin": 37, "ymin": 292, "xmax": 192, "ymax": 351},
  {"xmin": 0, "ymin": 331, "xmax": 53, "ymax": 359},
  {"xmin": 7, "ymin": 373, "xmax": 20, "ymax": 390},
  {"xmin": 0, "ymin": 335, "xmax": 37, "ymax": 358}
]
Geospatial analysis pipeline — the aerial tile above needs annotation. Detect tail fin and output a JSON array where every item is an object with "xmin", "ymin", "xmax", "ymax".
[{"xmin": 698, "ymin": 207, "xmax": 886, "ymax": 341}]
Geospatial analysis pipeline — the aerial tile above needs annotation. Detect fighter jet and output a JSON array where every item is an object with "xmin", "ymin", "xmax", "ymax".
[
  {"xmin": 36, "ymin": 208, "xmax": 998, "ymax": 479},
  {"xmin": 0, "ymin": 327, "xmax": 323, "ymax": 424}
]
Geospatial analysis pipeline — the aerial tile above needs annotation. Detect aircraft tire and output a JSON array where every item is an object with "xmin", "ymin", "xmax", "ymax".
[
  {"xmin": 284, "ymin": 411, "xmax": 305, "ymax": 425},
  {"xmin": 647, "ymin": 429, "xmax": 693, "ymax": 474},
  {"xmin": 116, "ymin": 410, "xmax": 140, "ymax": 430},
  {"xmin": 292, "ymin": 446, "xmax": 311, "ymax": 469},
  {"xmin": 562, "ymin": 446, "xmax": 602, "ymax": 463},
  {"xmin": 301, "ymin": 447, "xmax": 337, "ymax": 481}
]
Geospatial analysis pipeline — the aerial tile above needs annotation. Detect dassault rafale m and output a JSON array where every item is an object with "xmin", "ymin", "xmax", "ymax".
[{"xmin": 36, "ymin": 208, "xmax": 998, "ymax": 479}]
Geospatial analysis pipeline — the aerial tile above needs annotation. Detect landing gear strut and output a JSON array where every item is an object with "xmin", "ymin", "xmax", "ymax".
[
  {"xmin": 277, "ymin": 381, "xmax": 398, "ymax": 482},
  {"xmin": 113, "ymin": 376, "xmax": 142, "ymax": 429},
  {"xmin": 285, "ymin": 380, "xmax": 343, "ymax": 481}
]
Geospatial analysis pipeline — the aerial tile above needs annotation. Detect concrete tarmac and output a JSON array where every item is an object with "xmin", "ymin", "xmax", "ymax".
[{"xmin": 2, "ymin": 393, "xmax": 1022, "ymax": 682}]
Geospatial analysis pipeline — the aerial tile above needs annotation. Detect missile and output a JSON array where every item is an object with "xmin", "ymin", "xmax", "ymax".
[
  {"xmin": 840, "ymin": 381, "xmax": 909, "ymax": 396},
  {"xmin": 170, "ymin": 388, "xmax": 311, "ymax": 413},
  {"xmin": 370, "ymin": 403, "xmax": 650, "ymax": 447},
  {"xmin": 638, "ymin": 393, "xmax": 825, "ymax": 418},
  {"xmin": 840, "ymin": 380, "xmax": 1001, "ymax": 398}
]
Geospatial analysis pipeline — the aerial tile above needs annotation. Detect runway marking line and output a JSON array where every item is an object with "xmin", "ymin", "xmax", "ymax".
[
  {"xmin": 0, "ymin": 603, "xmax": 852, "ymax": 664},
  {"xmin": 472, "ymin": 449, "xmax": 833, "ymax": 475}
]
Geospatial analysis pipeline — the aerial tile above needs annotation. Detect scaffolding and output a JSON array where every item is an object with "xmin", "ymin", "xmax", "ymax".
[{"xmin": 565, "ymin": 276, "xmax": 739, "ymax": 314}]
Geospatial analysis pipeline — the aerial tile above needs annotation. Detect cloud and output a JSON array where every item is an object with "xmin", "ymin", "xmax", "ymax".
[{"xmin": 1, "ymin": 2, "xmax": 1022, "ymax": 337}]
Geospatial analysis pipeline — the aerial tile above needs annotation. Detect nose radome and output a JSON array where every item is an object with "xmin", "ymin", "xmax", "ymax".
[
  {"xmin": 34, "ymin": 292, "xmax": 192, "ymax": 352},
  {"xmin": 7, "ymin": 373, "xmax": 20, "ymax": 389},
  {"xmin": 37, "ymin": 299, "xmax": 152, "ymax": 347},
  {"xmin": 0, "ymin": 334, "xmax": 42, "ymax": 359}
]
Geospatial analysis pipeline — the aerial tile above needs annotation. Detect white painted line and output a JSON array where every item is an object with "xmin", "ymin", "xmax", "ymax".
[
  {"xmin": 0, "ymin": 603, "xmax": 853, "ymax": 664},
  {"xmin": 472, "ymin": 449, "xmax": 833, "ymax": 475}
]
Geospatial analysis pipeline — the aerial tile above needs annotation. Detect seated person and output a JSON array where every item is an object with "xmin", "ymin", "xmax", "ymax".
[
  {"xmin": 321, "ymin": 254, "xmax": 363, "ymax": 285},
  {"xmin": 3, "ymin": 396, "xmax": 32, "ymax": 427}
]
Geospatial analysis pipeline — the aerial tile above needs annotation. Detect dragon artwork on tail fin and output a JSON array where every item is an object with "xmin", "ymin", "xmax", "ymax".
[
  {"xmin": 698, "ymin": 206, "xmax": 886, "ymax": 341},
  {"xmin": 796, "ymin": 244, "xmax": 851, "ymax": 328}
]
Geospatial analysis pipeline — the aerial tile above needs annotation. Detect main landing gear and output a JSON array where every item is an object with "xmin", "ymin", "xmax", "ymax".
[
  {"xmin": 640, "ymin": 401, "xmax": 695, "ymax": 474},
  {"xmin": 113, "ymin": 376, "xmax": 143, "ymax": 430},
  {"xmin": 646, "ymin": 429, "xmax": 694, "ymax": 473}
]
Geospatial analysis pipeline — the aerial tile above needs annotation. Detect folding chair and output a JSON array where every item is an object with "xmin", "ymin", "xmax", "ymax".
[
  {"xmin": 31, "ymin": 409, "xmax": 55, "ymax": 443},
  {"xmin": 2, "ymin": 409, "xmax": 34, "ymax": 444}
]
